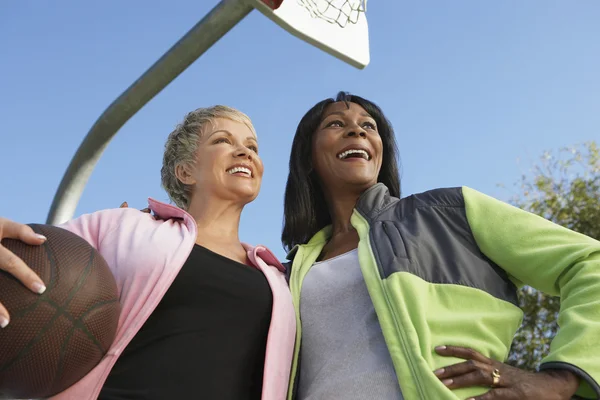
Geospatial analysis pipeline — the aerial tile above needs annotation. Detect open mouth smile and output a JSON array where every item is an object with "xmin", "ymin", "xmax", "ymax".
[
  {"xmin": 226, "ymin": 165, "xmax": 253, "ymax": 177},
  {"xmin": 336, "ymin": 148, "xmax": 371, "ymax": 161}
]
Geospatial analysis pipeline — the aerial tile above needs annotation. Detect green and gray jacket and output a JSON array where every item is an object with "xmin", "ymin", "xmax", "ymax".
[{"xmin": 286, "ymin": 183, "xmax": 600, "ymax": 400}]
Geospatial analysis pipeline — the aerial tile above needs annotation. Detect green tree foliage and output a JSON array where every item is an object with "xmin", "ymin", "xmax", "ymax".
[{"xmin": 505, "ymin": 141, "xmax": 600, "ymax": 370}]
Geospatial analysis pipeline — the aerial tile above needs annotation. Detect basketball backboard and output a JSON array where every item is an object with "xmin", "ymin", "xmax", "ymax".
[{"xmin": 250, "ymin": 0, "xmax": 370, "ymax": 69}]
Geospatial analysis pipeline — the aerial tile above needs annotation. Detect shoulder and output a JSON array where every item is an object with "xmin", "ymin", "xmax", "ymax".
[
  {"xmin": 72, "ymin": 207, "xmax": 156, "ymax": 225},
  {"xmin": 407, "ymin": 187, "xmax": 466, "ymax": 208},
  {"xmin": 66, "ymin": 207, "xmax": 187, "ymax": 235},
  {"xmin": 357, "ymin": 184, "xmax": 467, "ymax": 222}
]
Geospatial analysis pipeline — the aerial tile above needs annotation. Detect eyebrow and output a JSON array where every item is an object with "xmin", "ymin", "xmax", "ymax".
[
  {"xmin": 321, "ymin": 111, "xmax": 374, "ymax": 120},
  {"xmin": 206, "ymin": 129, "xmax": 257, "ymax": 142}
]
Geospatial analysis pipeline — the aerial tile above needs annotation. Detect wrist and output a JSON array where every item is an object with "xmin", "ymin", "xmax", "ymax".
[{"xmin": 540, "ymin": 369, "xmax": 580, "ymax": 396}]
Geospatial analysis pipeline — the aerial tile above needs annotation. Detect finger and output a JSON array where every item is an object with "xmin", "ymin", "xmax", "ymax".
[
  {"xmin": 470, "ymin": 388, "xmax": 520, "ymax": 400},
  {"xmin": 435, "ymin": 346, "xmax": 492, "ymax": 364},
  {"xmin": 440, "ymin": 368, "xmax": 495, "ymax": 390},
  {"xmin": 0, "ymin": 245, "xmax": 46, "ymax": 295},
  {"xmin": 434, "ymin": 359, "xmax": 486, "ymax": 379},
  {"xmin": 0, "ymin": 302, "xmax": 10, "ymax": 328},
  {"xmin": 120, "ymin": 202, "xmax": 128, "ymax": 208},
  {"xmin": 140, "ymin": 208, "xmax": 151, "ymax": 214},
  {"xmin": 0, "ymin": 218, "xmax": 47, "ymax": 245}
]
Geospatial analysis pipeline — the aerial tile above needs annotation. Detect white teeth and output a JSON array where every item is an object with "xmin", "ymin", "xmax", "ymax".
[
  {"xmin": 337, "ymin": 149, "xmax": 370, "ymax": 160},
  {"xmin": 227, "ymin": 167, "xmax": 252, "ymax": 176}
]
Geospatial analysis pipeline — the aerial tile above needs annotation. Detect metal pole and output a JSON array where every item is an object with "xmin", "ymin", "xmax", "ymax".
[{"xmin": 46, "ymin": 0, "xmax": 254, "ymax": 225}]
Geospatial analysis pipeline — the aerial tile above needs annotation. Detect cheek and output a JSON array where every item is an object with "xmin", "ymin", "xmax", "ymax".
[
  {"xmin": 311, "ymin": 151, "xmax": 327, "ymax": 175},
  {"xmin": 191, "ymin": 160, "xmax": 211, "ymax": 180},
  {"xmin": 374, "ymin": 139, "xmax": 384, "ymax": 159},
  {"xmin": 312, "ymin": 131, "xmax": 331, "ymax": 152},
  {"xmin": 311, "ymin": 134, "xmax": 335, "ymax": 175},
  {"xmin": 312, "ymin": 140, "xmax": 328, "ymax": 165},
  {"xmin": 255, "ymin": 159, "xmax": 265, "ymax": 178},
  {"xmin": 195, "ymin": 152, "xmax": 224, "ymax": 181}
]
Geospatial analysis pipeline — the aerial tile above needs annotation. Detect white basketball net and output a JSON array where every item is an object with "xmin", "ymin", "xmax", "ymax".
[{"xmin": 298, "ymin": 0, "xmax": 367, "ymax": 28}]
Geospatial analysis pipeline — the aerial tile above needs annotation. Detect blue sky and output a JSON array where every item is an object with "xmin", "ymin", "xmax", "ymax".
[{"xmin": 1, "ymin": 1, "xmax": 599, "ymax": 259}]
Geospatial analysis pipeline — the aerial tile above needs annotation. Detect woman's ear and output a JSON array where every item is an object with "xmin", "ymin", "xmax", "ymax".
[{"xmin": 175, "ymin": 163, "xmax": 196, "ymax": 186}]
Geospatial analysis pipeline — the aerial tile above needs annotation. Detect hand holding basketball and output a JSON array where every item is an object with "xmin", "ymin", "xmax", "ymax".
[
  {"xmin": 0, "ymin": 222, "xmax": 121, "ymax": 397},
  {"xmin": 0, "ymin": 217, "xmax": 47, "ymax": 327}
]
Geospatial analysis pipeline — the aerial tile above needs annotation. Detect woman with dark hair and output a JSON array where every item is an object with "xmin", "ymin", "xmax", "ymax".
[{"xmin": 282, "ymin": 92, "xmax": 600, "ymax": 400}]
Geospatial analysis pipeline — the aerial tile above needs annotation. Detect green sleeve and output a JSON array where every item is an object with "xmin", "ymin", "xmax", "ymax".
[{"xmin": 463, "ymin": 186, "xmax": 600, "ymax": 399}]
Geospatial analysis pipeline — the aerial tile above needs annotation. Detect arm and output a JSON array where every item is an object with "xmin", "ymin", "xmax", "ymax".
[
  {"xmin": 463, "ymin": 186, "xmax": 600, "ymax": 399},
  {"xmin": 58, "ymin": 209, "xmax": 121, "ymax": 253}
]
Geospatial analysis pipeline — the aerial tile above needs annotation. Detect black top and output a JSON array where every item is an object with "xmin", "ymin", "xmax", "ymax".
[{"xmin": 99, "ymin": 245, "xmax": 273, "ymax": 400}]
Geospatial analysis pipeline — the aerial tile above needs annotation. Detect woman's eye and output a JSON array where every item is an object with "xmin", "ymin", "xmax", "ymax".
[
  {"xmin": 249, "ymin": 145, "xmax": 258, "ymax": 153},
  {"xmin": 214, "ymin": 137, "xmax": 230, "ymax": 144},
  {"xmin": 363, "ymin": 121, "xmax": 376, "ymax": 129},
  {"xmin": 326, "ymin": 120, "xmax": 344, "ymax": 127}
]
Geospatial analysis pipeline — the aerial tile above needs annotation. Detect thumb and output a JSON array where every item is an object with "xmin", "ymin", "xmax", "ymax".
[{"xmin": 120, "ymin": 202, "xmax": 129, "ymax": 208}]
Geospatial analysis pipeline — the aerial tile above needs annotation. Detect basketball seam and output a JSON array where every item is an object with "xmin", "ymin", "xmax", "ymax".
[
  {"xmin": 0, "ymin": 225, "xmax": 120, "ymax": 398},
  {"xmin": 49, "ymin": 296, "xmax": 118, "ymax": 397},
  {"xmin": 0, "ymin": 247, "xmax": 113, "ymax": 375}
]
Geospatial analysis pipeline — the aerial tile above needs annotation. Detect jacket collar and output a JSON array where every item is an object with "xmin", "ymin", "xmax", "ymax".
[
  {"xmin": 244, "ymin": 243, "xmax": 286, "ymax": 272},
  {"xmin": 147, "ymin": 198, "xmax": 197, "ymax": 237},
  {"xmin": 354, "ymin": 182, "xmax": 396, "ymax": 220},
  {"xmin": 148, "ymin": 197, "xmax": 190, "ymax": 220},
  {"xmin": 286, "ymin": 183, "xmax": 394, "ymax": 261},
  {"xmin": 148, "ymin": 198, "xmax": 285, "ymax": 273}
]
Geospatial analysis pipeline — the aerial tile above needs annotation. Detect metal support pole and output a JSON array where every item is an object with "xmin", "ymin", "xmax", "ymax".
[{"xmin": 46, "ymin": 0, "xmax": 253, "ymax": 225}]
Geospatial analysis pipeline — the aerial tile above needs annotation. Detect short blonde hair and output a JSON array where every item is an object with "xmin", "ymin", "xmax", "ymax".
[{"xmin": 161, "ymin": 105, "xmax": 256, "ymax": 209}]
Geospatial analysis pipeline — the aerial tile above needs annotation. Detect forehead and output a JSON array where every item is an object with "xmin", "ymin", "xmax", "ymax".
[
  {"xmin": 322, "ymin": 101, "xmax": 370, "ymax": 118},
  {"xmin": 208, "ymin": 118, "xmax": 257, "ymax": 138}
]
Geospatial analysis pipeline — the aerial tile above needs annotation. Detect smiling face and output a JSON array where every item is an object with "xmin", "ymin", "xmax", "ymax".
[
  {"xmin": 311, "ymin": 101, "xmax": 383, "ymax": 197},
  {"xmin": 176, "ymin": 118, "xmax": 263, "ymax": 205}
]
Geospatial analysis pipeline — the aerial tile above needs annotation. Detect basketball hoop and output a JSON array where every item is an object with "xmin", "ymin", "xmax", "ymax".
[
  {"xmin": 298, "ymin": 0, "xmax": 367, "ymax": 27},
  {"xmin": 47, "ymin": 0, "xmax": 371, "ymax": 226},
  {"xmin": 255, "ymin": 0, "xmax": 370, "ymax": 68}
]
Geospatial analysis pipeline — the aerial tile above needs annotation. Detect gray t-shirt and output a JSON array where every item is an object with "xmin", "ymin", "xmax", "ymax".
[{"xmin": 298, "ymin": 249, "xmax": 403, "ymax": 400}]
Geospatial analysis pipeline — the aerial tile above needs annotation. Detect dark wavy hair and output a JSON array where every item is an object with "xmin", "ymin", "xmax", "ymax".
[{"xmin": 281, "ymin": 92, "xmax": 401, "ymax": 252}]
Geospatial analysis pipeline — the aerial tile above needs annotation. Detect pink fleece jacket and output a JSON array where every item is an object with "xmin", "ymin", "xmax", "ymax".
[{"xmin": 48, "ymin": 198, "xmax": 296, "ymax": 400}]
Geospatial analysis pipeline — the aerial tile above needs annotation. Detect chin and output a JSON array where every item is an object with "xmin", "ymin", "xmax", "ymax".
[
  {"xmin": 340, "ymin": 173, "xmax": 378, "ymax": 187},
  {"xmin": 242, "ymin": 192, "xmax": 259, "ymax": 202},
  {"xmin": 230, "ymin": 186, "xmax": 260, "ymax": 203}
]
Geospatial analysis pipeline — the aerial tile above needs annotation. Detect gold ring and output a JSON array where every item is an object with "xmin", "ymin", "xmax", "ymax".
[{"xmin": 491, "ymin": 369, "xmax": 501, "ymax": 387}]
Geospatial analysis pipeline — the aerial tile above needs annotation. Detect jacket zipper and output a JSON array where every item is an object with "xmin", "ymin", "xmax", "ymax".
[
  {"xmin": 288, "ymin": 248, "xmax": 304, "ymax": 400},
  {"xmin": 378, "ymin": 276, "xmax": 426, "ymax": 400},
  {"xmin": 363, "ymin": 215, "xmax": 427, "ymax": 400}
]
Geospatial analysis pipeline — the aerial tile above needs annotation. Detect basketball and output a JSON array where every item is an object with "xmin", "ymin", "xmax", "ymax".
[{"xmin": 0, "ymin": 224, "xmax": 120, "ymax": 399}]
